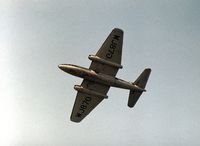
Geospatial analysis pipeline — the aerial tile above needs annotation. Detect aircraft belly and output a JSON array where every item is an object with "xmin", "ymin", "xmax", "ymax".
[
  {"xmin": 85, "ymin": 73, "xmax": 132, "ymax": 89},
  {"xmin": 112, "ymin": 79, "xmax": 132, "ymax": 89}
]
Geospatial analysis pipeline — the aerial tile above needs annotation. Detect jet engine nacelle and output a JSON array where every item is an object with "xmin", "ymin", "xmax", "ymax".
[
  {"xmin": 88, "ymin": 55, "xmax": 123, "ymax": 69},
  {"xmin": 74, "ymin": 85, "xmax": 108, "ymax": 99}
]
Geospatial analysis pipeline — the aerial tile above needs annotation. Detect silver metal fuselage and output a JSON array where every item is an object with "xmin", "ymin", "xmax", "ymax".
[{"xmin": 58, "ymin": 64, "xmax": 145, "ymax": 92}]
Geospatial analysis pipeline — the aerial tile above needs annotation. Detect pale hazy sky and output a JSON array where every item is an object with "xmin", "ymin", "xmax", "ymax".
[{"xmin": 1, "ymin": 0, "xmax": 200, "ymax": 145}]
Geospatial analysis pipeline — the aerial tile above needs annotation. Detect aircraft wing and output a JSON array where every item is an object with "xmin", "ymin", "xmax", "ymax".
[
  {"xmin": 70, "ymin": 80, "xmax": 110, "ymax": 122},
  {"xmin": 89, "ymin": 28, "xmax": 123, "ymax": 76}
]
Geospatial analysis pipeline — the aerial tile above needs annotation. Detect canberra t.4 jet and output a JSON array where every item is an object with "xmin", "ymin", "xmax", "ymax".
[{"xmin": 58, "ymin": 28, "xmax": 151, "ymax": 122}]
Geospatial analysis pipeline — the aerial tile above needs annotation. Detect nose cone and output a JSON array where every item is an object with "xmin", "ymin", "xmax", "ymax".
[{"xmin": 58, "ymin": 64, "xmax": 66, "ymax": 71}]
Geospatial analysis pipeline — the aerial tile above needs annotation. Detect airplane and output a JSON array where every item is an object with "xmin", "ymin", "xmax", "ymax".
[{"xmin": 58, "ymin": 28, "xmax": 151, "ymax": 123}]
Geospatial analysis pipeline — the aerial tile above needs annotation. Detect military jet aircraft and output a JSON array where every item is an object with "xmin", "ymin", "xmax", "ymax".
[{"xmin": 58, "ymin": 28, "xmax": 151, "ymax": 122}]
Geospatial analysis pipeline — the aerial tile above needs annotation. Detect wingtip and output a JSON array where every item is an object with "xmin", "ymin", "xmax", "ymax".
[
  {"xmin": 70, "ymin": 117, "xmax": 81, "ymax": 123},
  {"xmin": 113, "ymin": 28, "xmax": 124, "ymax": 33},
  {"xmin": 144, "ymin": 68, "xmax": 151, "ymax": 72},
  {"xmin": 70, "ymin": 114, "xmax": 84, "ymax": 123}
]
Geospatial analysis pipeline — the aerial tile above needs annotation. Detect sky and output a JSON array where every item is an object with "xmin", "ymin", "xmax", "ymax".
[{"xmin": 1, "ymin": 0, "xmax": 200, "ymax": 145}]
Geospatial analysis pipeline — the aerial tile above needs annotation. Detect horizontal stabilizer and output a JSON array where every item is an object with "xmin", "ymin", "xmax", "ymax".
[
  {"xmin": 128, "ymin": 68, "xmax": 151, "ymax": 108},
  {"xmin": 133, "ymin": 68, "xmax": 151, "ymax": 88},
  {"xmin": 128, "ymin": 91, "xmax": 142, "ymax": 108}
]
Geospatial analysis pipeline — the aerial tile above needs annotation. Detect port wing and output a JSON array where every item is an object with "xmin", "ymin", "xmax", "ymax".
[
  {"xmin": 71, "ymin": 80, "xmax": 110, "ymax": 122},
  {"xmin": 89, "ymin": 28, "xmax": 123, "ymax": 76}
]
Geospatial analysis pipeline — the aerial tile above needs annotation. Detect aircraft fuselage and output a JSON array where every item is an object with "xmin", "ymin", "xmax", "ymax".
[{"xmin": 58, "ymin": 64, "xmax": 145, "ymax": 92}]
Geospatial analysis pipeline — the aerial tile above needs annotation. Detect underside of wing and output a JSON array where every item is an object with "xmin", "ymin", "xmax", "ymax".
[
  {"xmin": 70, "ymin": 80, "xmax": 110, "ymax": 122},
  {"xmin": 70, "ymin": 92, "xmax": 104, "ymax": 122},
  {"xmin": 89, "ymin": 28, "xmax": 123, "ymax": 76}
]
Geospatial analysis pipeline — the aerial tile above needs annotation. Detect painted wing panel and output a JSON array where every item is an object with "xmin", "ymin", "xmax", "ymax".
[
  {"xmin": 89, "ymin": 28, "xmax": 123, "ymax": 76},
  {"xmin": 70, "ymin": 80, "xmax": 110, "ymax": 122}
]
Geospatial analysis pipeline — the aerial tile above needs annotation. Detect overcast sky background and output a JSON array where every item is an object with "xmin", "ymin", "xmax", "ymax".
[{"xmin": 1, "ymin": 0, "xmax": 200, "ymax": 145}]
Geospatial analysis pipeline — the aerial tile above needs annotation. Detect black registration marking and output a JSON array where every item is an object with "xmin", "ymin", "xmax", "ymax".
[
  {"xmin": 76, "ymin": 113, "xmax": 82, "ymax": 118},
  {"xmin": 113, "ymin": 35, "xmax": 120, "ymax": 40},
  {"xmin": 76, "ymin": 96, "xmax": 92, "ymax": 117},
  {"xmin": 106, "ymin": 35, "xmax": 119, "ymax": 59}
]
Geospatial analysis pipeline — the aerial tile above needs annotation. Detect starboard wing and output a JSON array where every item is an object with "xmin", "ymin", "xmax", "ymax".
[
  {"xmin": 89, "ymin": 28, "xmax": 123, "ymax": 76},
  {"xmin": 71, "ymin": 80, "xmax": 110, "ymax": 122}
]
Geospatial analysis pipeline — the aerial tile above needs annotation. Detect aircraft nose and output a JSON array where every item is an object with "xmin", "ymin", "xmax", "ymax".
[{"xmin": 58, "ymin": 64, "xmax": 66, "ymax": 70}]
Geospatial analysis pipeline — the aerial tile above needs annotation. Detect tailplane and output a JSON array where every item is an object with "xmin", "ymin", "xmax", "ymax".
[{"xmin": 128, "ymin": 68, "xmax": 151, "ymax": 108}]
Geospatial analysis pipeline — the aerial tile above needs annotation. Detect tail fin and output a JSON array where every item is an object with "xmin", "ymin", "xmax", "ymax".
[{"xmin": 128, "ymin": 68, "xmax": 151, "ymax": 108}]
